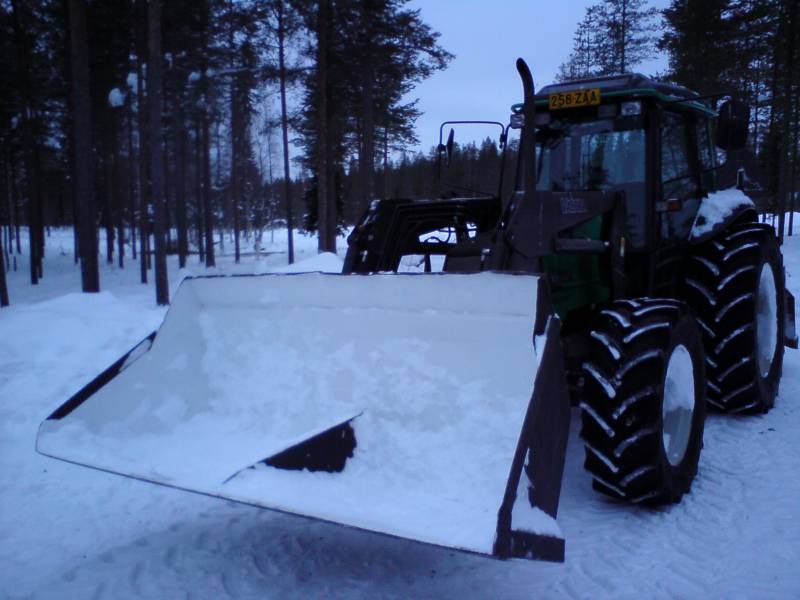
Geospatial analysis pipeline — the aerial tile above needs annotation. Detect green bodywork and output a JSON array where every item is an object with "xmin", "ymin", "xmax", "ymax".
[{"xmin": 543, "ymin": 217, "xmax": 610, "ymax": 320}]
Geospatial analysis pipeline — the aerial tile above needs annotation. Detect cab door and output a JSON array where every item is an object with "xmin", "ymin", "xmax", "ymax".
[{"xmin": 659, "ymin": 110, "xmax": 702, "ymax": 243}]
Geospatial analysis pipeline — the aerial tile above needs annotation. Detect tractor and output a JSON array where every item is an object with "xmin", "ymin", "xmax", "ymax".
[{"xmin": 38, "ymin": 59, "xmax": 796, "ymax": 563}]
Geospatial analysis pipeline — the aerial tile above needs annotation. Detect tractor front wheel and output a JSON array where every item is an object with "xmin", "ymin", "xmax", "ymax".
[{"xmin": 580, "ymin": 299, "xmax": 706, "ymax": 504}]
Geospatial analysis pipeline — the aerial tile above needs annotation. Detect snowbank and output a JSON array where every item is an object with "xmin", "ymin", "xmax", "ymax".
[{"xmin": 272, "ymin": 252, "xmax": 343, "ymax": 273}]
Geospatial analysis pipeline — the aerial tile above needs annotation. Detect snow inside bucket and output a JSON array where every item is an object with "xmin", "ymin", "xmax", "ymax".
[{"xmin": 37, "ymin": 272, "xmax": 549, "ymax": 556}]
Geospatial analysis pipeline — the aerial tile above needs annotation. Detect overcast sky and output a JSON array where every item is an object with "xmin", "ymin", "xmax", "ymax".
[{"xmin": 404, "ymin": 0, "xmax": 671, "ymax": 154}]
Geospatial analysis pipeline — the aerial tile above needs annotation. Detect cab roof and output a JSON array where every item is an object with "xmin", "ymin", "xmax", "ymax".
[
  {"xmin": 537, "ymin": 73, "xmax": 697, "ymax": 99},
  {"xmin": 531, "ymin": 73, "xmax": 715, "ymax": 117}
]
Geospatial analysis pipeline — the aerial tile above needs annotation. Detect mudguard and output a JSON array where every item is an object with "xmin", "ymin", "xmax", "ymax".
[{"xmin": 784, "ymin": 288, "xmax": 798, "ymax": 349}]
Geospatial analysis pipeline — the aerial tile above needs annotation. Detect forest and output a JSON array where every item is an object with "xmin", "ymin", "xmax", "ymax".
[{"xmin": 0, "ymin": 0, "xmax": 798, "ymax": 306}]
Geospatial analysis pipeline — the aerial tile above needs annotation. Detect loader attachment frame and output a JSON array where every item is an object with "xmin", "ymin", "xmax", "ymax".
[{"xmin": 494, "ymin": 300, "xmax": 572, "ymax": 560}]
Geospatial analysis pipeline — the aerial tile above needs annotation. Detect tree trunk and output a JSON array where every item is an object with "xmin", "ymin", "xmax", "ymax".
[
  {"xmin": 0, "ymin": 226, "xmax": 8, "ymax": 306},
  {"xmin": 9, "ymin": 154, "xmax": 21, "ymax": 255},
  {"xmin": 11, "ymin": 0, "xmax": 42, "ymax": 285},
  {"xmin": 175, "ymin": 95, "xmax": 188, "ymax": 268},
  {"xmin": 227, "ymin": 0, "xmax": 240, "ymax": 264},
  {"xmin": 112, "ymin": 108, "xmax": 124, "ymax": 268},
  {"xmin": 136, "ymin": 0, "xmax": 149, "ymax": 282},
  {"xmin": 230, "ymin": 102, "xmax": 240, "ymax": 263},
  {"xmin": 277, "ymin": 0, "xmax": 295, "ymax": 264},
  {"xmin": 33, "ymin": 144, "xmax": 44, "ymax": 274},
  {"xmin": 620, "ymin": 0, "xmax": 628, "ymax": 73},
  {"xmin": 316, "ymin": 0, "xmax": 334, "ymax": 253},
  {"xmin": 1, "ymin": 156, "xmax": 9, "ymax": 305},
  {"xmin": 148, "ymin": 0, "xmax": 169, "ymax": 305},
  {"xmin": 777, "ymin": 0, "xmax": 797, "ymax": 241},
  {"xmin": 200, "ymin": 54, "xmax": 215, "ymax": 267},
  {"xmin": 104, "ymin": 110, "xmax": 115, "ymax": 265},
  {"xmin": 358, "ymin": 1, "xmax": 375, "ymax": 215},
  {"xmin": 194, "ymin": 120, "xmax": 205, "ymax": 263},
  {"xmin": 126, "ymin": 93, "xmax": 137, "ymax": 260},
  {"xmin": 790, "ymin": 67, "xmax": 799, "ymax": 235},
  {"xmin": 163, "ymin": 137, "xmax": 173, "ymax": 254},
  {"xmin": 265, "ymin": 116, "xmax": 276, "ymax": 246},
  {"xmin": 383, "ymin": 126, "xmax": 389, "ymax": 198},
  {"xmin": 67, "ymin": 0, "xmax": 99, "ymax": 292},
  {"xmin": 5, "ymin": 155, "xmax": 14, "ymax": 257}
]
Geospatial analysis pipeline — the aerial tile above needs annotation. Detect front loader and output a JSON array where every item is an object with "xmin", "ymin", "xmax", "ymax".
[{"xmin": 38, "ymin": 59, "xmax": 796, "ymax": 564}]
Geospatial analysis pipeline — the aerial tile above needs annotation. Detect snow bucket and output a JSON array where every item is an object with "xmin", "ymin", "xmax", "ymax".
[{"xmin": 37, "ymin": 272, "xmax": 571, "ymax": 561}]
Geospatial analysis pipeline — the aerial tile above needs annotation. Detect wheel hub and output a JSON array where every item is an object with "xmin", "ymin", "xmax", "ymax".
[
  {"xmin": 662, "ymin": 344, "xmax": 695, "ymax": 467},
  {"xmin": 756, "ymin": 263, "xmax": 778, "ymax": 378}
]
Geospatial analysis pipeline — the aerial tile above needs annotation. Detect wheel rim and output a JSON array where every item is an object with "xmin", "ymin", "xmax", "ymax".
[
  {"xmin": 756, "ymin": 263, "xmax": 778, "ymax": 378},
  {"xmin": 662, "ymin": 344, "xmax": 695, "ymax": 467}
]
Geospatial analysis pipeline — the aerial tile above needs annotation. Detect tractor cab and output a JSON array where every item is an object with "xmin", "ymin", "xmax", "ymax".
[
  {"xmin": 497, "ymin": 73, "xmax": 753, "ymax": 323},
  {"xmin": 529, "ymin": 73, "xmax": 725, "ymax": 252}
]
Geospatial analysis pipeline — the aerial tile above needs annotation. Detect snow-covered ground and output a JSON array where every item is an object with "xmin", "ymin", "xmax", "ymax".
[{"xmin": 2, "ymin": 228, "xmax": 799, "ymax": 599}]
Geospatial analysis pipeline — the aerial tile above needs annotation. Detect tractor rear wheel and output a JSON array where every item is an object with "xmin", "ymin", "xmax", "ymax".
[
  {"xmin": 684, "ymin": 223, "xmax": 784, "ymax": 413},
  {"xmin": 580, "ymin": 299, "xmax": 706, "ymax": 504}
]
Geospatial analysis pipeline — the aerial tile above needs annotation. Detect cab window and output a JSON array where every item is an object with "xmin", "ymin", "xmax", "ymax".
[{"xmin": 661, "ymin": 111, "xmax": 696, "ymax": 199}]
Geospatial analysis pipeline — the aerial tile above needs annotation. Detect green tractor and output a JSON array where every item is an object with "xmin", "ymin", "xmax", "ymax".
[
  {"xmin": 37, "ymin": 59, "xmax": 797, "ymax": 564},
  {"xmin": 344, "ymin": 58, "xmax": 797, "ymax": 506}
]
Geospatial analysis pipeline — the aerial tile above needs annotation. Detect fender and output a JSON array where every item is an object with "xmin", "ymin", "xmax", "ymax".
[{"xmin": 689, "ymin": 203, "xmax": 758, "ymax": 245}]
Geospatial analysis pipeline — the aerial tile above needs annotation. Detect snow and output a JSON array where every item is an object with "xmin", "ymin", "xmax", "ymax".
[
  {"xmin": 188, "ymin": 70, "xmax": 201, "ymax": 83},
  {"xmin": 511, "ymin": 476, "xmax": 561, "ymax": 539},
  {"xmin": 590, "ymin": 330, "xmax": 621, "ymax": 360},
  {"xmin": 691, "ymin": 187, "xmax": 755, "ymax": 239},
  {"xmin": 583, "ymin": 361, "xmax": 617, "ymax": 398},
  {"xmin": 1, "ymin": 227, "xmax": 800, "ymax": 598},
  {"xmin": 271, "ymin": 251, "xmax": 343, "ymax": 273},
  {"xmin": 126, "ymin": 71, "xmax": 137, "ymax": 89},
  {"xmin": 108, "ymin": 87, "xmax": 126, "ymax": 108}
]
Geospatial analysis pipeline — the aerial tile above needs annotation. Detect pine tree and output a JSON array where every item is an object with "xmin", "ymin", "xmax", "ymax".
[
  {"xmin": 601, "ymin": 0, "xmax": 659, "ymax": 73},
  {"xmin": 11, "ymin": 0, "xmax": 45, "ymax": 284},
  {"xmin": 661, "ymin": 0, "xmax": 799, "ymax": 231},
  {"xmin": 559, "ymin": 0, "xmax": 657, "ymax": 79},
  {"xmin": 558, "ymin": 6, "xmax": 605, "ymax": 81},
  {"xmin": 660, "ymin": 0, "xmax": 729, "ymax": 94},
  {"xmin": 296, "ymin": 0, "xmax": 451, "ymax": 235}
]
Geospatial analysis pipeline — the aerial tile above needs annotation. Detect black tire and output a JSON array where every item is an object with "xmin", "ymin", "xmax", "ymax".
[
  {"xmin": 684, "ymin": 222, "xmax": 784, "ymax": 414},
  {"xmin": 580, "ymin": 299, "xmax": 706, "ymax": 504}
]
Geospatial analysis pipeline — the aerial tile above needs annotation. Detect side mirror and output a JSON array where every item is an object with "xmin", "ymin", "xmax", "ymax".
[
  {"xmin": 716, "ymin": 99, "xmax": 749, "ymax": 151},
  {"xmin": 445, "ymin": 128, "xmax": 455, "ymax": 165}
]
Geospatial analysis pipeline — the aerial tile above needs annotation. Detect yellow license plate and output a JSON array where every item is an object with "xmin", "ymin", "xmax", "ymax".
[{"xmin": 548, "ymin": 89, "xmax": 601, "ymax": 110}]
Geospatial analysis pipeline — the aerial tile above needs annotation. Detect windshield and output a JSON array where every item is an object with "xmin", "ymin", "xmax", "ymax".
[{"xmin": 535, "ymin": 119, "xmax": 645, "ymax": 192}]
